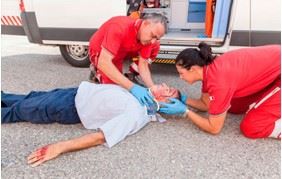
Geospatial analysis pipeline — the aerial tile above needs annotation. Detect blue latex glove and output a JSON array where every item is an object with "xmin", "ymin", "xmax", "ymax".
[
  {"xmin": 159, "ymin": 98, "xmax": 187, "ymax": 115},
  {"xmin": 180, "ymin": 92, "xmax": 188, "ymax": 104},
  {"xmin": 130, "ymin": 84, "xmax": 154, "ymax": 106}
]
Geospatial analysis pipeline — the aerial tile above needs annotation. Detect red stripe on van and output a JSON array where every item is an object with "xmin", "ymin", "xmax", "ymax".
[
  {"xmin": 3, "ymin": 16, "xmax": 11, "ymax": 25},
  {"xmin": 7, "ymin": 16, "xmax": 16, "ymax": 25},
  {"xmin": 11, "ymin": 16, "xmax": 20, "ymax": 26},
  {"xmin": 16, "ymin": 16, "xmax": 22, "ymax": 24},
  {"xmin": 1, "ymin": 16, "xmax": 22, "ymax": 26},
  {"xmin": 1, "ymin": 18, "xmax": 6, "ymax": 25}
]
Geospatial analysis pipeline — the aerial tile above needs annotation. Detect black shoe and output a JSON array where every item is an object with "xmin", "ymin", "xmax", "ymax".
[
  {"xmin": 89, "ymin": 70, "xmax": 95, "ymax": 81},
  {"xmin": 89, "ymin": 65, "xmax": 100, "ymax": 84}
]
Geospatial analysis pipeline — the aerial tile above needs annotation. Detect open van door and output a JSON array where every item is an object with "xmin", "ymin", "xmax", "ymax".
[
  {"xmin": 145, "ymin": 0, "xmax": 280, "ymax": 63},
  {"xmin": 139, "ymin": 0, "xmax": 234, "ymax": 62}
]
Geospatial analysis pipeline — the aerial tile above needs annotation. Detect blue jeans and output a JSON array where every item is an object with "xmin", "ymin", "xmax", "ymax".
[{"xmin": 1, "ymin": 88, "xmax": 80, "ymax": 124}]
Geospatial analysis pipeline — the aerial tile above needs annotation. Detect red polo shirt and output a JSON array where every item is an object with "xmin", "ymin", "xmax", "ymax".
[
  {"xmin": 202, "ymin": 45, "xmax": 281, "ymax": 115},
  {"xmin": 88, "ymin": 16, "xmax": 160, "ymax": 64}
]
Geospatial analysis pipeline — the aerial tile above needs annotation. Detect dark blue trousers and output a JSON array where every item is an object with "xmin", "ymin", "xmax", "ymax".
[{"xmin": 1, "ymin": 88, "xmax": 81, "ymax": 124}]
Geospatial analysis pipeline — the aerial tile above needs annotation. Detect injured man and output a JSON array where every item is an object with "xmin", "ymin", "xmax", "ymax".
[{"xmin": 1, "ymin": 81, "xmax": 180, "ymax": 167}]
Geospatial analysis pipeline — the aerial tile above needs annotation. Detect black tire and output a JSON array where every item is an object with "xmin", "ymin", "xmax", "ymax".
[{"xmin": 59, "ymin": 45, "xmax": 90, "ymax": 68}]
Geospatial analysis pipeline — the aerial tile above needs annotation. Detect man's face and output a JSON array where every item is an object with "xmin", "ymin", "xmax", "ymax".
[
  {"xmin": 138, "ymin": 21, "xmax": 165, "ymax": 45},
  {"xmin": 150, "ymin": 83, "xmax": 179, "ymax": 102}
]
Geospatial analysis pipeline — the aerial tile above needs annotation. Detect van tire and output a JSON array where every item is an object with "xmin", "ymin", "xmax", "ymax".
[{"xmin": 59, "ymin": 45, "xmax": 90, "ymax": 67}]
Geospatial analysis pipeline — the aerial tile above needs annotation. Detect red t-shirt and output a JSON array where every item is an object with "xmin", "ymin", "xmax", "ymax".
[
  {"xmin": 88, "ymin": 16, "xmax": 160, "ymax": 63},
  {"xmin": 202, "ymin": 45, "xmax": 281, "ymax": 115}
]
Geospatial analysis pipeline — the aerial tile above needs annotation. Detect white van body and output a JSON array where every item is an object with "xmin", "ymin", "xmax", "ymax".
[{"xmin": 2, "ymin": 0, "xmax": 281, "ymax": 67}]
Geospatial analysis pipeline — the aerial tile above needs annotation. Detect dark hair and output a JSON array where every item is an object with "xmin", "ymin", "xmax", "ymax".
[{"xmin": 175, "ymin": 42, "xmax": 216, "ymax": 69}]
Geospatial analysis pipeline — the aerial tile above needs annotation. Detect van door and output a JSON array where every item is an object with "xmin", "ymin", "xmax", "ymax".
[{"xmin": 148, "ymin": 0, "xmax": 234, "ymax": 60}]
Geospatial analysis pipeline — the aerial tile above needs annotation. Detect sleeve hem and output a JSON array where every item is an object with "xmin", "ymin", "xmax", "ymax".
[{"xmin": 208, "ymin": 105, "xmax": 231, "ymax": 116}]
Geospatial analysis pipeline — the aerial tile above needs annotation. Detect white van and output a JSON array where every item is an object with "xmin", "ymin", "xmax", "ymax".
[{"xmin": 2, "ymin": 0, "xmax": 281, "ymax": 67}]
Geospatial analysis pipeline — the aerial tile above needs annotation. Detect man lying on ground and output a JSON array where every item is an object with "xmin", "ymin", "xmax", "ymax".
[{"xmin": 1, "ymin": 82, "xmax": 179, "ymax": 167}]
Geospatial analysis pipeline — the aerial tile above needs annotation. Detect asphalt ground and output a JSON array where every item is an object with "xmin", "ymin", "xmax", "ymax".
[{"xmin": 1, "ymin": 35, "xmax": 281, "ymax": 179}]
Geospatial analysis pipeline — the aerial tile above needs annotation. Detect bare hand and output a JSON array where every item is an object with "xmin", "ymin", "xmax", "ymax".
[{"xmin": 27, "ymin": 144, "xmax": 62, "ymax": 167}]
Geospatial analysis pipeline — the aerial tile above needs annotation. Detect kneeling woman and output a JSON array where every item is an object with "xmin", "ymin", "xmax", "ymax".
[{"xmin": 160, "ymin": 43, "xmax": 281, "ymax": 139}]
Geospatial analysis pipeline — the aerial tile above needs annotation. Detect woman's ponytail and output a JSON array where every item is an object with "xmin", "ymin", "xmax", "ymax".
[{"xmin": 198, "ymin": 42, "xmax": 215, "ymax": 65}]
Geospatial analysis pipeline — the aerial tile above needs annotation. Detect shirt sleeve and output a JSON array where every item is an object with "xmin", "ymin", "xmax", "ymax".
[
  {"xmin": 101, "ymin": 23, "xmax": 124, "ymax": 56},
  {"xmin": 208, "ymin": 87, "xmax": 234, "ymax": 115},
  {"xmin": 139, "ymin": 42, "xmax": 160, "ymax": 61}
]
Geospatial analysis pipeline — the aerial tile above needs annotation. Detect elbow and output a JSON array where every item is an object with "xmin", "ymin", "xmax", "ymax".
[
  {"xmin": 97, "ymin": 59, "xmax": 106, "ymax": 70},
  {"xmin": 206, "ymin": 118, "xmax": 224, "ymax": 135},
  {"xmin": 208, "ymin": 127, "xmax": 222, "ymax": 135},
  {"xmin": 202, "ymin": 104, "xmax": 209, "ymax": 112},
  {"xmin": 209, "ymin": 129, "xmax": 221, "ymax": 135},
  {"xmin": 97, "ymin": 55, "xmax": 113, "ymax": 71}
]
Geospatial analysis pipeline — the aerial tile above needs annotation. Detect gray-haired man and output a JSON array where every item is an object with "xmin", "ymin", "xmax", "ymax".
[{"xmin": 88, "ymin": 13, "xmax": 167, "ymax": 108}]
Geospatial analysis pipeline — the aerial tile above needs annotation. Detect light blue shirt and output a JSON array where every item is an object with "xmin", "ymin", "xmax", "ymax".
[{"xmin": 75, "ymin": 81, "xmax": 153, "ymax": 148}]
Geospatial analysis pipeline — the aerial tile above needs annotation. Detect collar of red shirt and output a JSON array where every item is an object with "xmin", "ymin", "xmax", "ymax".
[
  {"xmin": 134, "ymin": 19, "xmax": 143, "ymax": 33},
  {"xmin": 202, "ymin": 66, "xmax": 208, "ymax": 91},
  {"xmin": 134, "ymin": 19, "xmax": 143, "ymax": 43}
]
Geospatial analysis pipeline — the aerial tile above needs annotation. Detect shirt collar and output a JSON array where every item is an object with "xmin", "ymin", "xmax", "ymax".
[
  {"xmin": 134, "ymin": 19, "xmax": 143, "ymax": 33},
  {"xmin": 202, "ymin": 66, "xmax": 208, "ymax": 89},
  {"xmin": 134, "ymin": 19, "xmax": 143, "ymax": 43}
]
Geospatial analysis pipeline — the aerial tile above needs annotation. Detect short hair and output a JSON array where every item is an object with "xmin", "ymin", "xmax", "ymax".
[{"xmin": 141, "ymin": 13, "xmax": 168, "ymax": 33}]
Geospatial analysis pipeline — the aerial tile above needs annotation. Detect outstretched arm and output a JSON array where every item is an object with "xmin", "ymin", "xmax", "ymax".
[{"xmin": 27, "ymin": 131, "xmax": 105, "ymax": 167}]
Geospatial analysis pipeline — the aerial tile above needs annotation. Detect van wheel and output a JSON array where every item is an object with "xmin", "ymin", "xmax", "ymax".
[{"xmin": 59, "ymin": 45, "xmax": 90, "ymax": 67}]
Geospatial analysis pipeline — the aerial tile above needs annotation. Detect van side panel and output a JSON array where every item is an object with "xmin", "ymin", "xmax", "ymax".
[
  {"xmin": 229, "ymin": 0, "xmax": 251, "ymax": 46},
  {"xmin": 232, "ymin": 0, "xmax": 251, "ymax": 31},
  {"xmin": 32, "ymin": 0, "xmax": 127, "ymax": 28},
  {"xmin": 230, "ymin": 0, "xmax": 281, "ymax": 46},
  {"xmin": 249, "ymin": 0, "xmax": 281, "ymax": 45},
  {"xmin": 19, "ymin": 0, "xmax": 126, "ymax": 43},
  {"xmin": 251, "ymin": 0, "xmax": 280, "ymax": 31}
]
